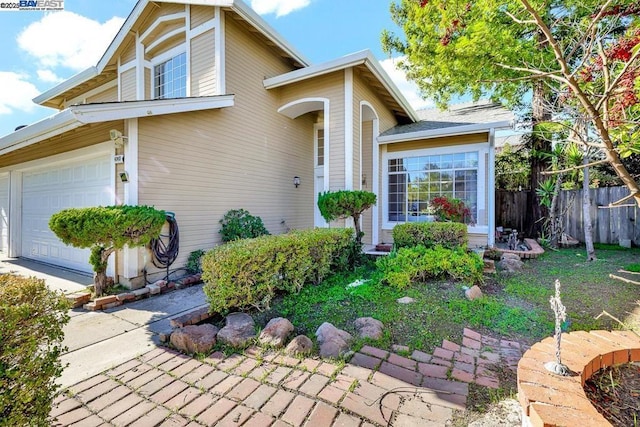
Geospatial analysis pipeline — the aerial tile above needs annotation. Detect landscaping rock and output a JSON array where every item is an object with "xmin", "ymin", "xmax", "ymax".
[
  {"xmin": 355, "ymin": 317, "xmax": 384, "ymax": 340},
  {"xmin": 397, "ymin": 296, "xmax": 415, "ymax": 304},
  {"xmin": 170, "ymin": 324, "xmax": 219, "ymax": 354},
  {"xmin": 315, "ymin": 322, "xmax": 352, "ymax": 359},
  {"xmin": 465, "ymin": 285, "xmax": 484, "ymax": 301},
  {"xmin": 498, "ymin": 257, "xmax": 524, "ymax": 273},
  {"xmin": 285, "ymin": 335, "xmax": 313, "ymax": 356},
  {"xmin": 217, "ymin": 312, "xmax": 256, "ymax": 348},
  {"xmin": 501, "ymin": 253, "xmax": 521, "ymax": 261},
  {"xmin": 259, "ymin": 317, "xmax": 294, "ymax": 347}
]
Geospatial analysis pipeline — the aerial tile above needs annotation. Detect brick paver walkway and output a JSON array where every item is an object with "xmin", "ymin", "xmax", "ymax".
[{"xmin": 51, "ymin": 328, "xmax": 527, "ymax": 426}]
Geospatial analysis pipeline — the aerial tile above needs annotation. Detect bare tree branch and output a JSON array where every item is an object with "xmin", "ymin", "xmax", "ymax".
[
  {"xmin": 609, "ymin": 190, "xmax": 639, "ymax": 206},
  {"xmin": 541, "ymin": 159, "xmax": 608, "ymax": 175},
  {"xmin": 495, "ymin": 63, "xmax": 567, "ymax": 83}
]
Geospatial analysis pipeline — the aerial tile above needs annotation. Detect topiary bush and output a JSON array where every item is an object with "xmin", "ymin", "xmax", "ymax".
[
  {"xmin": 317, "ymin": 190, "xmax": 376, "ymax": 245},
  {"xmin": 219, "ymin": 209, "xmax": 270, "ymax": 243},
  {"xmin": 0, "ymin": 275, "xmax": 69, "ymax": 426},
  {"xmin": 392, "ymin": 221, "xmax": 468, "ymax": 249},
  {"xmin": 376, "ymin": 245, "xmax": 484, "ymax": 289},
  {"xmin": 49, "ymin": 205, "xmax": 166, "ymax": 296},
  {"xmin": 202, "ymin": 228, "xmax": 353, "ymax": 313}
]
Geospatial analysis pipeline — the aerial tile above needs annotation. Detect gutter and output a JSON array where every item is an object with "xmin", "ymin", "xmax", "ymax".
[{"xmin": 378, "ymin": 120, "xmax": 513, "ymax": 144}]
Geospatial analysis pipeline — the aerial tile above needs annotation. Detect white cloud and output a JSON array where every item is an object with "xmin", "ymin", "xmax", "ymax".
[
  {"xmin": 0, "ymin": 72, "xmax": 40, "ymax": 115},
  {"xmin": 380, "ymin": 57, "xmax": 434, "ymax": 111},
  {"xmin": 250, "ymin": 0, "xmax": 310, "ymax": 17},
  {"xmin": 37, "ymin": 69, "xmax": 63, "ymax": 83},
  {"xmin": 17, "ymin": 11, "xmax": 124, "ymax": 72}
]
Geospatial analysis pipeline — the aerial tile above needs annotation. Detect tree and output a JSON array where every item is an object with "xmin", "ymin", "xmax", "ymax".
[
  {"xmin": 49, "ymin": 205, "xmax": 166, "ymax": 296},
  {"xmin": 317, "ymin": 190, "xmax": 377, "ymax": 245},
  {"xmin": 383, "ymin": 0, "xmax": 640, "ymax": 229}
]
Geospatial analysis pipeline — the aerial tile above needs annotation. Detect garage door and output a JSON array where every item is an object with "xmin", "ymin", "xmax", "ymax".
[
  {"xmin": 21, "ymin": 155, "xmax": 111, "ymax": 272},
  {"xmin": 0, "ymin": 174, "xmax": 8, "ymax": 252}
]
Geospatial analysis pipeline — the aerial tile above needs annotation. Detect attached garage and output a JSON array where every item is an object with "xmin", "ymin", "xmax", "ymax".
[{"xmin": 20, "ymin": 153, "xmax": 112, "ymax": 273}]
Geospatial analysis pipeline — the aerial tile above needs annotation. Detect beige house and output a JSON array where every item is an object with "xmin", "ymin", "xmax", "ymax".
[{"xmin": 0, "ymin": 0, "xmax": 508, "ymax": 285}]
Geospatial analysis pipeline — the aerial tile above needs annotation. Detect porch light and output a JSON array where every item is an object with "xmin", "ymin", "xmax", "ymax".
[{"xmin": 293, "ymin": 176, "xmax": 301, "ymax": 188}]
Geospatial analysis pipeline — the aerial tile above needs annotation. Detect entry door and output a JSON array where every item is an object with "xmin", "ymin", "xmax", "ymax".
[{"xmin": 314, "ymin": 126, "xmax": 327, "ymax": 227}]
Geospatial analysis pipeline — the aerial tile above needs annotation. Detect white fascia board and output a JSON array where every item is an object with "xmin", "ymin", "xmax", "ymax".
[
  {"xmin": 32, "ymin": 67, "xmax": 99, "ymax": 105},
  {"xmin": 377, "ymin": 121, "xmax": 513, "ymax": 144},
  {"xmin": 0, "ymin": 95, "xmax": 234, "ymax": 156},
  {"xmin": 264, "ymin": 50, "xmax": 419, "ymax": 122},
  {"xmin": 231, "ymin": 0, "xmax": 309, "ymax": 67},
  {"xmin": 72, "ymin": 95, "xmax": 235, "ymax": 122}
]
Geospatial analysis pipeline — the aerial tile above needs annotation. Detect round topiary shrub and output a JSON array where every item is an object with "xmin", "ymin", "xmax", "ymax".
[{"xmin": 219, "ymin": 209, "xmax": 270, "ymax": 242}]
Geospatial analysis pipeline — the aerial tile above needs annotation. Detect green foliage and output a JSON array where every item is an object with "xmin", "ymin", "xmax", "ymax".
[
  {"xmin": 219, "ymin": 209, "xmax": 269, "ymax": 243},
  {"xmin": 202, "ymin": 228, "xmax": 354, "ymax": 313},
  {"xmin": 317, "ymin": 190, "xmax": 376, "ymax": 244},
  {"xmin": 624, "ymin": 263, "xmax": 640, "ymax": 272},
  {"xmin": 392, "ymin": 222, "xmax": 468, "ymax": 250},
  {"xmin": 535, "ymin": 179, "xmax": 557, "ymax": 209},
  {"xmin": 49, "ymin": 205, "xmax": 166, "ymax": 251},
  {"xmin": 377, "ymin": 245, "xmax": 484, "ymax": 289},
  {"xmin": 0, "ymin": 275, "xmax": 69, "ymax": 426},
  {"xmin": 186, "ymin": 249, "xmax": 206, "ymax": 274},
  {"xmin": 496, "ymin": 144, "xmax": 530, "ymax": 191}
]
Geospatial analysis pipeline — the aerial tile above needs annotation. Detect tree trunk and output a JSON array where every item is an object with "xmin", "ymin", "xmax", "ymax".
[
  {"xmin": 91, "ymin": 246, "xmax": 114, "ymax": 297},
  {"xmin": 548, "ymin": 173, "xmax": 563, "ymax": 248},
  {"xmin": 582, "ymin": 155, "xmax": 597, "ymax": 261},
  {"xmin": 94, "ymin": 270, "xmax": 108, "ymax": 297},
  {"xmin": 527, "ymin": 80, "xmax": 552, "ymax": 238},
  {"xmin": 353, "ymin": 213, "xmax": 363, "ymax": 245}
]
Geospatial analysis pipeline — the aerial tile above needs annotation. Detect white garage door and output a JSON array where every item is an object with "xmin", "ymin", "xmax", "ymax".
[
  {"xmin": 0, "ymin": 174, "xmax": 8, "ymax": 252},
  {"xmin": 22, "ymin": 155, "xmax": 112, "ymax": 272}
]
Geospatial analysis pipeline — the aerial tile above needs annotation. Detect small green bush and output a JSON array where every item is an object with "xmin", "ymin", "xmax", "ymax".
[
  {"xmin": 0, "ymin": 275, "xmax": 69, "ymax": 426},
  {"xmin": 376, "ymin": 245, "xmax": 483, "ymax": 289},
  {"xmin": 186, "ymin": 249, "xmax": 206, "ymax": 274},
  {"xmin": 202, "ymin": 228, "xmax": 354, "ymax": 313},
  {"xmin": 219, "ymin": 209, "xmax": 270, "ymax": 242},
  {"xmin": 392, "ymin": 222, "xmax": 468, "ymax": 249}
]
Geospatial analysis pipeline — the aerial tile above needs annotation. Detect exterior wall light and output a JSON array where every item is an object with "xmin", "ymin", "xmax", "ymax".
[{"xmin": 293, "ymin": 176, "xmax": 301, "ymax": 188}]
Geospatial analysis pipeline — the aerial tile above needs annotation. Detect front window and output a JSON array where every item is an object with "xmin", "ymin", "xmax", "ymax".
[
  {"xmin": 388, "ymin": 152, "xmax": 478, "ymax": 224},
  {"xmin": 316, "ymin": 128, "xmax": 325, "ymax": 167},
  {"xmin": 154, "ymin": 52, "xmax": 186, "ymax": 99}
]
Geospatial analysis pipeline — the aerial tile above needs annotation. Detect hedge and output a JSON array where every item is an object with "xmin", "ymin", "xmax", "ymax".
[
  {"xmin": 202, "ymin": 228, "xmax": 354, "ymax": 313},
  {"xmin": 392, "ymin": 221, "xmax": 468, "ymax": 249},
  {"xmin": 0, "ymin": 275, "xmax": 69, "ymax": 426}
]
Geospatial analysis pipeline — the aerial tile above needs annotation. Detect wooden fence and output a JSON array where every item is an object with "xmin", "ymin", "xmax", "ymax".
[{"xmin": 496, "ymin": 187, "xmax": 640, "ymax": 246}]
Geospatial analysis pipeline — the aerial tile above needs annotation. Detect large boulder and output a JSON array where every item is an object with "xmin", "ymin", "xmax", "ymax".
[
  {"xmin": 170, "ymin": 324, "xmax": 218, "ymax": 354},
  {"xmin": 316, "ymin": 322, "xmax": 352, "ymax": 359},
  {"xmin": 217, "ymin": 312, "xmax": 256, "ymax": 348},
  {"xmin": 354, "ymin": 317, "xmax": 384, "ymax": 340},
  {"xmin": 285, "ymin": 335, "xmax": 314, "ymax": 356},
  {"xmin": 259, "ymin": 317, "xmax": 294, "ymax": 348}
]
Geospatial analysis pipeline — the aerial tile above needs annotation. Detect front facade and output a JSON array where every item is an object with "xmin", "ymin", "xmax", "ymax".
[{"xmin": 0, "ymin": 0, "xmax": 508, "ymax": 285}]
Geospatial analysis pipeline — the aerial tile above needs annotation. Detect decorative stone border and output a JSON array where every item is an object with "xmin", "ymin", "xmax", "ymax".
[
  {"xmin": 496, "ymin": 238, "xmax": 545, "ymax": 259},
  {"xmin": 517, "ymin": 330, "xmax": 640, "ymax": 427}
]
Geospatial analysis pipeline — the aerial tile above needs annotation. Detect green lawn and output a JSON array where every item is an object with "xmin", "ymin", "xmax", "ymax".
[{"xmin": 256, "ymin": 246, "xmax": 640, "ymax": 353}]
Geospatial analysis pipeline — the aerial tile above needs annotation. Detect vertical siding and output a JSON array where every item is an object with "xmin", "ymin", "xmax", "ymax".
[
  {"xmin": 86, "ymin": 85, "xmax": 118, "ymax": 103},
  {"xmin": 190, "ymin": 5, "xmax": 214, "ymax": 29},
  {"xmin": 137, "ymin": 14, "xmax": 312, "ymax": 273},
  {"xmin": 190, "ymin": 29, "xmax": 216, "ymax": 96},
  {"xmin": 120, "ymin": 69, "xmax": 137, "ymax": 101}
]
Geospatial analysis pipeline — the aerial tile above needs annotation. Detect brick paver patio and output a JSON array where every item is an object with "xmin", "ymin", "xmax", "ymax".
[{"xmin": 51, "ymin": 328, "xmax": 527, "ymax": 426}]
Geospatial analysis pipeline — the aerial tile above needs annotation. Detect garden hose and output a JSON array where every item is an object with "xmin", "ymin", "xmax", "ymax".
[{"xmin": 151, "ymin": 212, "xmax": 179, "ymax": 271}]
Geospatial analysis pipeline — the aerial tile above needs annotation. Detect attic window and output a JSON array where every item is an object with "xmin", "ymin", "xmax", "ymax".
[{"xmin": 154, "ymin": 52, "xmax": 186, "ymax": 99}]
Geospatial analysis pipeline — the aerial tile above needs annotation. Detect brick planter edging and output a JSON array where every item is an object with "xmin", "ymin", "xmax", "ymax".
[
  {"xmin": 496, "ymin": 238, "xmax": 545, "ymax": 260},
  {"xmin": 517, "ymin": 330, "xmax": 640, "ymax": 427}
]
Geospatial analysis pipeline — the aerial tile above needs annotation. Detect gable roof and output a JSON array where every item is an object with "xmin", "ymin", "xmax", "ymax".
[
  {"xmin": 33, "ymin": 0, "xmax": 309, "ymax": 108},
  {"xmin": 264, "ymin": 50, "xmax": 419, "ymax": 123}
]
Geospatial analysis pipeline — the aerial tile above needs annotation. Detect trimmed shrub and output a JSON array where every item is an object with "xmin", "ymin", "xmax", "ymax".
[
  {"xmin": 317, "ymin": 190, "xmax": 376, "ymax": 244},
  {"xmin": 186, "ymin": 249, "xmax": 206, "ymax": 274},
  {"xmin": 202, "ymin": 228, "xmax": 353, "ymax": 313},
  {"xmin": 0, "ymin": 275, "xmax": 69, "ymax": 425},
  {"xmin": 392, "ymin": 221, "xmax": 468, "ymax": 249},
  {"xmin": 49, "ymin": 205, "xmax": 166, "ymax": 296},
  {"xmin": 219, "ymin": 209, "xmax": 270, "ymax": 243},
  {"xmin": 377, "ymin": 245, "xmax": 484, "ymax": 289}
]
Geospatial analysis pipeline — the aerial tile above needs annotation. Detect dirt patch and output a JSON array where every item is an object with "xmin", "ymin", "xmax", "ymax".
[{"xmin": 584, "ymin": 361, "xmax": 640, "ymax": 426}]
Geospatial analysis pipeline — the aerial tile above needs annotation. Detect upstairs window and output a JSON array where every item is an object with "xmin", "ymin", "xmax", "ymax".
[{"xmin": 154, "ymin": 52, "xmax": 186, "ymax": 99}]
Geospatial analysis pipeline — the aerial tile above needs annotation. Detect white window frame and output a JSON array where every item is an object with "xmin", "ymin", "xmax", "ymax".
[
  {"xmin": 151, "ymin": 44, "xmax": 187, "ymax": 100},
  {"xmin": 382, "ymin": 143, "xmax": 489, "ymax": 234}
]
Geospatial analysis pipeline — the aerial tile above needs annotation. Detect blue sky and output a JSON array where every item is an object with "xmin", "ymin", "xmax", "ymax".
[{"xmin": 0, "ymin": 0, "xmax": 432, "ymax": 138}]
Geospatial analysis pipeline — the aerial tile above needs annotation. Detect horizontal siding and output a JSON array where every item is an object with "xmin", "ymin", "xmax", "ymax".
[
  {"xmin": 190, "ymin": 4, "xmax": 214, "ymax": 29},
  {"xmin": 139, "ymin": 3, "xmax": 185, "ymax": 35},
  {"xmin": 190, "ymin": 29, "xmax": 216, "ymax": 96},
  {"xmin": 147, "ymin": 34, "xmax": 186, "ymax": 58},
  {"xmin": 387, "ymin": 133, "xmax": 489, "ymax": 152},
  {"xmin": 145, "ymin": 68, "xmax": 151, "ymax": 99},
  {"xmin": 121, "ymin": 38, "xmax": 136, "ymax": 64},
  {"xmin": 120, "ymin": 68, "xmax": 137, "ymax": 101},
  {"xmin": 86, "ymin": 85, "xmax": 118, "ymax": 104},
  {"xmin": 0, "ymin": 122, "xmax": 122, "ymax": 169},
  {"xmin": 361, "ymin": 121, "xmax": 373, "ymax": 244}
]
